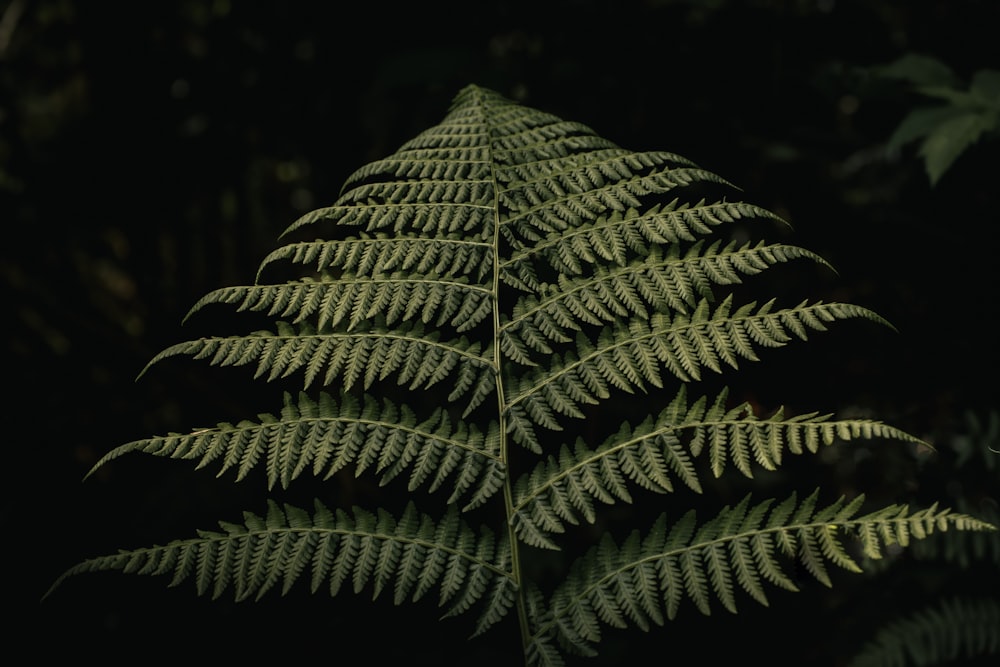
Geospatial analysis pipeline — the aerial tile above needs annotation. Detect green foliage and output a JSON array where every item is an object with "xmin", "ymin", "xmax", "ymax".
[
  {"xmin": 908, "ymin": 409, "xmax": 1000, "ymax": 569},
  {"xmin": 849, "ymin": 597, "xmax": 1000, "ymax": 667},
  {"xmin": 846, "ymin": 409, "xmax": 1000, "ymax": 667},
  {"xmin": 45, "ymin": 85, "xmax": 996, "ymax": 666},
  {"xmin": 874, "ymin": 53, "xmax": 1000, "ymax": 186}
]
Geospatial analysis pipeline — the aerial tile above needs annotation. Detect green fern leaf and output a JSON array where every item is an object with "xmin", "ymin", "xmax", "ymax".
[
  {"xmin": 504, "ymin": 297, "xmax": 891, "ymax": 451},
  {"xmin": 535, "ymin": 491, "xmax": 993, "ymax": 657},
  {"xmin": 86, "ymin": 390, "xmax": 504, "ymax": 509},
  {"xmin": 256, "ymin": 236, "xmax": 493, "ymax": 284},
  {"xmin": 504, "ymin": 240, "xmax": 831, "ymax": 357},
  {"xmin": 284, "ymin": 198, "xmax": 493, "ymax": 239},
  {"xmin": 188, "ymin": 273, "xmax": 493, "ymax": 333},
  {"xmin": 142, "ymin": 318, "xmax": 495, "ymax": 410},
  {"xmin": 45, "ymin": 500, "xmax": 516, "ymax": 621},
  {"xmin": 504, "ymin": 199, "xmax": 790, "ymax": 285},
  {"xmin": 50, "ymin": 84, "xmax": 1000, "ymax": 667},
  {"xmin": 500, "ymin": 162, "xmax": 735, "ymax": 244},
  {"xmin": 510, "ymin": 386, "xmax": 926, "ymax": 547}
]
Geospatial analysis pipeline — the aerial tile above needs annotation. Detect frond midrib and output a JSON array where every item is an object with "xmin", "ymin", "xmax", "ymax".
[{"xmin": 478, "ymin": 84, "xmax": 536, "ymax": 655}]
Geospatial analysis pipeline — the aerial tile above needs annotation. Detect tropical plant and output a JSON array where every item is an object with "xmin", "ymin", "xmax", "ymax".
[{"xmin": 45, "ymin": 84, "xmax": 996, "ymax": 666}]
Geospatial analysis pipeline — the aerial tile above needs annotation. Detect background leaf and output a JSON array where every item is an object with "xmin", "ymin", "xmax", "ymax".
[
  {"xmin": 970, "ymin": 69, "xmax": 1000, "ymax": 106},
  {"xmin": 919, "ymin": 111, "xmax": 997, "ymax": 185},
  {"xmin": 875, "ymin": 53, "xmax": 961, "ymax": 88},
  {"xmin": 886, "ymin": 106, "xmax": 964, "ymax": 152}
]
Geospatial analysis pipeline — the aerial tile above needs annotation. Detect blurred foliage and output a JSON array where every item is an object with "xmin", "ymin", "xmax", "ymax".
[
  {"xmin": 870, "ymin": 52, "xmax": 1000, "ymax": 185},
  {"xmin": 845, "ymin": 408, "xmax": 1000, "ymax": 666},
  {"xmin": 4, "ymin": 0, "xmax": 998, "ymax": 664}
]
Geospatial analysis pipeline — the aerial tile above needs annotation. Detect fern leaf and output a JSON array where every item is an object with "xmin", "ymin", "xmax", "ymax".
[
  {"xmin": 342, "ymin": 151, "xmax": 493, "ymax": 187},
  {"xmin": 45, "ymin": 500, "xmax": 516, "ymax": 621},
  {"xmin": 187, "ymin": 273, "xmax": 493, "ymax": 333},
  {"xmin": 503, "ymin": 199, "xmax": 790, "ymax": 288},
  {"xmin": 510, "ymin": 386, "xmax": 927, "ymax": 545},
  {"xmin": 282, "ymin": 148, "xmax": 494, "ymax": 241},
  {"xmin": 55, "ymin": 84, "xmax": 1000, "ymax": 667},
  {"xmin": 535, "ymin": 492, "xmax": 994, "ymax": 658},
  {"xmin": 140, "ymin": 318, "xmax": 495, "ymax": 411},
  {"xmin": 504, "ymin": 239, "xmax": 830, "ymax": 356},
  {"xmin": 511, "ymin": 425, "xmax": 694, "ymax": 548},
  {"xmin": 498, "ymin": 151, "xmax": 736, "ymax": 246},
  {"xmin": 86, "ymin": 391, "xmax": 504, "ymax": 510},
  {"xmin": 283, "ymin": 199, "xmax": 495, "ymax": 240},
  {"xmin": 471, "ymin": 558, "xmax": 520, "ymax": 637},
  {"xmin": 504, "ymin": 297, "xmax": 891, "ymax": 447},
  {"xmin": 905, "ymin": 495, "xmax": 1000, "ymax": 568}
]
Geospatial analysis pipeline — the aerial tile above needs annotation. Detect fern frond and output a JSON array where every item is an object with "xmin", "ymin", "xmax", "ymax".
[
  {"xmin": 56, "ymin": 84, "xmax": 999, "ymax": 667},
  {"xmin": 141, "ymin": 318, "xmax": 495, "ymax": 413},
  {"xmin": 504, "ymin": 240, "xmax": 832, "ymax": 354},
  {"xmin": 341, "ymin": 151, "xmax": 492, "ymax": 187},
  {"xmin": 504, "ymin": 297, "xmax": 892, "ymax": 450},
  {"xmin": 185, "ymin": 273, "xmax": 493, "ymax": 333},
  {"xmin": 535, "ymin": 492, "xmax": 995, "ymax": 658},
  {"xmin": 499, "ymin": 166, "xmax": 735, "ymax": 248},
  {"xmin": 848, "ymin": 597, "xmax": 1000, "ymax": 667},
  {"xmin": 904, "ymin": 497, "xmax": 1000, "ymax": 568},
  {"xmin": 502, "ymin": 198, "xmax": 792, "ymax": 289},
  {"xmin": 464, "ymin": 98, "xmax": 741, "ymax": 250},
  {"xmin": 86, "ymin": 391, "xmax": 505, "ymax": 510},
  {"xmin": 282, "ymin": 200, "xmax": 495, "ymax": 240},
  {"xmin": 497, "ymin": 150, "xmax": 703, "ymax": 221},
  {"xmin": 335, "ymin": 178, "xmax": 494, "ymax": 210},
  {"xmin": 280, "ymin": 97, "xmax": 498, "ymax": 242},
  {"xmin": 512, "ymin": 378, "xmax": 924, "ymax": 548},
  {"xmin": 683, "ymin": 388, "xmax": 929, "ymax": 477},
  {"xmin": 521, "ymin": 582, "xmax": 591, "ymax": 665},
  {"xmin": 497, "ymin": 148, "xmax": 697, "ymax": 185},
  {"xmin": 510, "ymin": 424, "xmax": 698, "ymax": 549},
  {"xmin": 255, "ymin": 236, "xmax": 493, "ymax": 283},
  {"xmin": 851, "ymin": 501, "xmax": 997, "ymax": 560},
  {"xmin": 510, "ymin": 386, "xmax": 929, "ymax": 546},
  {"xmin": 281, "ymin": 163, "xmax": 493, "ymax": 240},
  {"xmin": 45, "ymin": 500, "xmax": 517, "ymax": 623}
]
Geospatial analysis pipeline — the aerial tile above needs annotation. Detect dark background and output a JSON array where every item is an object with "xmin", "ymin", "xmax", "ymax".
[{"xmin": 4, "ymin": 1, "xmax": 998, "ymax": 664}]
